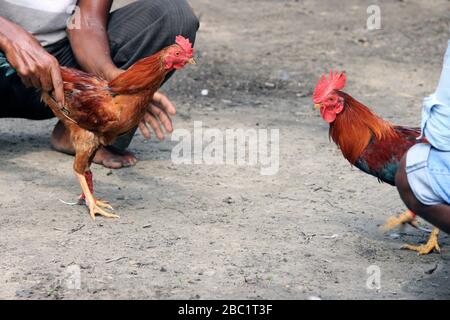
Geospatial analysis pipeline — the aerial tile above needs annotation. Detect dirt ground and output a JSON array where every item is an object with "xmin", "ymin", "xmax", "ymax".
[{"xmin": 1, "ymin": 0, "xmax": 450, "ymax": 300}]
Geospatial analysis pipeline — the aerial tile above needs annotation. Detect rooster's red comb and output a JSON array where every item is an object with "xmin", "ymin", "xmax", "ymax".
[
  {"xmin": 312, "ymin": 70, "xmax": 346, "ymax": 104},
  {"xmin": 175, "ymin": 35, "xmax": 194, "ymax": 57}
]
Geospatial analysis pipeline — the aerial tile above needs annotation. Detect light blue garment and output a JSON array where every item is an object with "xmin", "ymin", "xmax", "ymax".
[
  {"xmin": 428, "ymin": 146, "xmax": 450, "ymax": 204},
  {"xmin": 406, "ymin": 144, "xmax": 445, "ymax": 205},
  {"xmin": 407, "ymin": 40, "xmax": 450, "ymax": 205},
  {"xmin": 420, "ymin": 40, "xmax": 450, "ymax": 151},
  {"xmin": 0, "ymin": 51, "xmax": 16, "ymax": 76}
]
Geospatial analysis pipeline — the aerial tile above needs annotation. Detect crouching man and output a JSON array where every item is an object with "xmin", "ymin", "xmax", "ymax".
[{"xmin": 0, "ymin": 0, "xmax": 199, "ymax": 168}]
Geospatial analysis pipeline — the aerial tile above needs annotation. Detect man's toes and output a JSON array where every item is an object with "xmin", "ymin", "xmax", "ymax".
[
  {"xmin": 93, "ymin": 149, "xmax": 123, "ymax": 169},
  {"xmin": 93, "ymin": 148, "xmax": 138, "ymax": 169},
  {"xmin": 101, "ymin": 157, "xmax": 124, "ymax": 169},
  {"xmin": 121, "ymin": 151, "xmax": 138, "ymax": 166},
  {"xmin": 118, "ymin": 154, "xmax": 137, "ymax": 167}
]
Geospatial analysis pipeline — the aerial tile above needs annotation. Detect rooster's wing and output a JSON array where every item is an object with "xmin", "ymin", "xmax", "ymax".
[
  {"xmin": 355, "ymin": 126, "xmax": 425, "ymax": 186},
  {"xmin": 48, "ymin": 67, "xmax": 119, "ymax": 133}
]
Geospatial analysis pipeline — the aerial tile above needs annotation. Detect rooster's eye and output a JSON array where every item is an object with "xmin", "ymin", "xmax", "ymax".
[{"xmin": 175, "ymin": 52, "xmax": 180, "ymax": 56}]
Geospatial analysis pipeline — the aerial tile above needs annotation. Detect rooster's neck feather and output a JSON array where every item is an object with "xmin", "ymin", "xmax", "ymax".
[
  {"xmin": 330, "ymin": 92, "xmax": 397, "ymax": 164},
  {"xmin": 108, "ymin": 52, "xmax": 167, "ymax": 94}
]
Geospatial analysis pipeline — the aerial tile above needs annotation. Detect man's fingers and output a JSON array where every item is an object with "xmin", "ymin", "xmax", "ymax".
[
  {"xmin": 138, "ymin": 121, "xmax": 152, "ymax": 140},
  {"xmin": 50, "ymin": 65, "xmax": 64, "ymax": 105},
  {"xmin": 144, "ymin": 113, "xmax": 165, "ymax": 140},
  {"xmin": 144, "ymin": 92, "xmax": 177, "ymax": 140},
  {"xmin": 150, "ymin": 104, "xmax": 173, "ymax": 133},
  {"xmin": 40, "ymin": 72, "xmax": 53, "ymax": 92},
  {"xmin": 153, "ymin": 92, "xmax": 176, "ymax": 115}
]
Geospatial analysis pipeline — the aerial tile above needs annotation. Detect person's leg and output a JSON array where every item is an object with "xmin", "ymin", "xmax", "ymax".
[
  {"xmin": 396, "ymin": 155, "xmax": 450, "ymax": 234},
  {"xmin": 0, "ymin": 63, "xmax": 55, "ymax": 120},
  {"xmin": 50, "ymin": 120, "xmax": 138, "ymax": 168}
]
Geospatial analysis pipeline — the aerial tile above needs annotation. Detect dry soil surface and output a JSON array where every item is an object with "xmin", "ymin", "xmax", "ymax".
[{"xmin": 1, "ymin": 0, "xmax": 450, "ymax": 299}]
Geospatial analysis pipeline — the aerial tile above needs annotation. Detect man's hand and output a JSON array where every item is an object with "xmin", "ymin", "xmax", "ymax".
[
  {"xmin": 139, "ymin": 92, "xmax": 177, "ymax": 141},
  {"xmin": 0, "ymin": 17, "xmax": 64, "ymax": 104}
]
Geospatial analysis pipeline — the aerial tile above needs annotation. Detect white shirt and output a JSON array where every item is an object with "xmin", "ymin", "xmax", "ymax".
[
  {"xmin": 420, "ymin": 40, "xmax": 450, "ymax": 151},
  {"xmin": 0, "ymin": 0, "xmax": 77, "ymax": 46}
]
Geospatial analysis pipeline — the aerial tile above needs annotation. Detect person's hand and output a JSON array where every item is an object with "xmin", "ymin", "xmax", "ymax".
[
  {"xmin": 138, "ymin": 91, "xmax": 176, "ymax": 140},
  {"xmin": 1, "ymin": 21, "xmax": 64, "ymax": 104}
]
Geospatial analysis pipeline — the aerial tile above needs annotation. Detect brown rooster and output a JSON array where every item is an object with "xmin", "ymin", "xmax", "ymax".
[
  {"xmin": 313, "ymin": 71, "xmax": 440, "ymax": 255},
  {"xmin": 42, "ymin": 36, "xmax": 195, "ymax": 220}
]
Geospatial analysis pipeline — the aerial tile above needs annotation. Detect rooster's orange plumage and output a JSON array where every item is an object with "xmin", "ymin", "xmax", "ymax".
[
  {"xmin": 313, "ymin": 71, "xmax": 440, "ymax": 255},
  {"xmin": 42, "ymin": 36, "xmax": 195, "ymax": 220}
]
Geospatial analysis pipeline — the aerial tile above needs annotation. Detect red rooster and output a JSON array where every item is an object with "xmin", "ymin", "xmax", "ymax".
[
  {"xmin": 42, "ymin": 36, "xmax": 195, "ymax": 220},
  {"xmin": 313, "ymin": 71, "xmax": 440, "ymax": 254}
]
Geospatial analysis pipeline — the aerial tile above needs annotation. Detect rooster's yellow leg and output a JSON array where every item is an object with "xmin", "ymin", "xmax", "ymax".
[
  {"xmin": 402, "ymin": 227, "xmax": 441, "ymax": 255},
  {"xmin": 76, "ymin": 172, "xmax": 119, "ymax": 220},
  {"xmin": 381, "ymin": 210, "xmax": 417, "ymax": 232},
  {"xmin": 78, "ymin": 171, "xmax": 115, "ymax": 211}
]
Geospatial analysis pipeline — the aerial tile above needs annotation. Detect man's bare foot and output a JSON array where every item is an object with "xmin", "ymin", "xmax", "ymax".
[
  {"xmin": 51, "ymin": 121, "xmax": 138, "ymax": 169},
  {"xmin": 93, "ymin": 147, "xmax": 137, "ymax": 169}
]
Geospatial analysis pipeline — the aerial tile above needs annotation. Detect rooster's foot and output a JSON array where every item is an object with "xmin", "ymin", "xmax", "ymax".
[
  {"xmin": 95, "ymin": 199, "xmax": 114, "ymax": 211},
  {"xmin": 76, "ymin": 171, "xmax": 119, "ymax": 221},
  {"xmin": 381, "ymin": 210, "xmax": 417, "ymax": 232},
  {"xmin": 401, "ymin": 228, "xmax": 440, "ymax": 255},
  {"xmin": 88, "ymin": 201, "xmax": 119, "ymax": 221},
  {"xmin": 78, "ymin": 197, "xmax": 114, "ymax": 211}
]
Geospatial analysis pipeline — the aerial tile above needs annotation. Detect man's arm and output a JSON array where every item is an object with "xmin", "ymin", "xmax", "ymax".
[
  {"xmin": 0, "ymin": 16, "xmax": 64, "ymax": 104},
  {"xmin": 67, "ymin": 0, "xmax": 119, "ymax": 81},
  {"xmin": 67, "ymin": 0, "xmax": 175, "ymax": 139}
]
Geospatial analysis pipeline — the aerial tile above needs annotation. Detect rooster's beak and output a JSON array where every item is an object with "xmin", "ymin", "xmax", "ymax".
[
  {"xmin": 314, "ymin": 104, "xmax": 321, "ymax": 110},
  {"xmin": 187, "ymin": 58, "xmax": 196, "ymax": 65}
]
